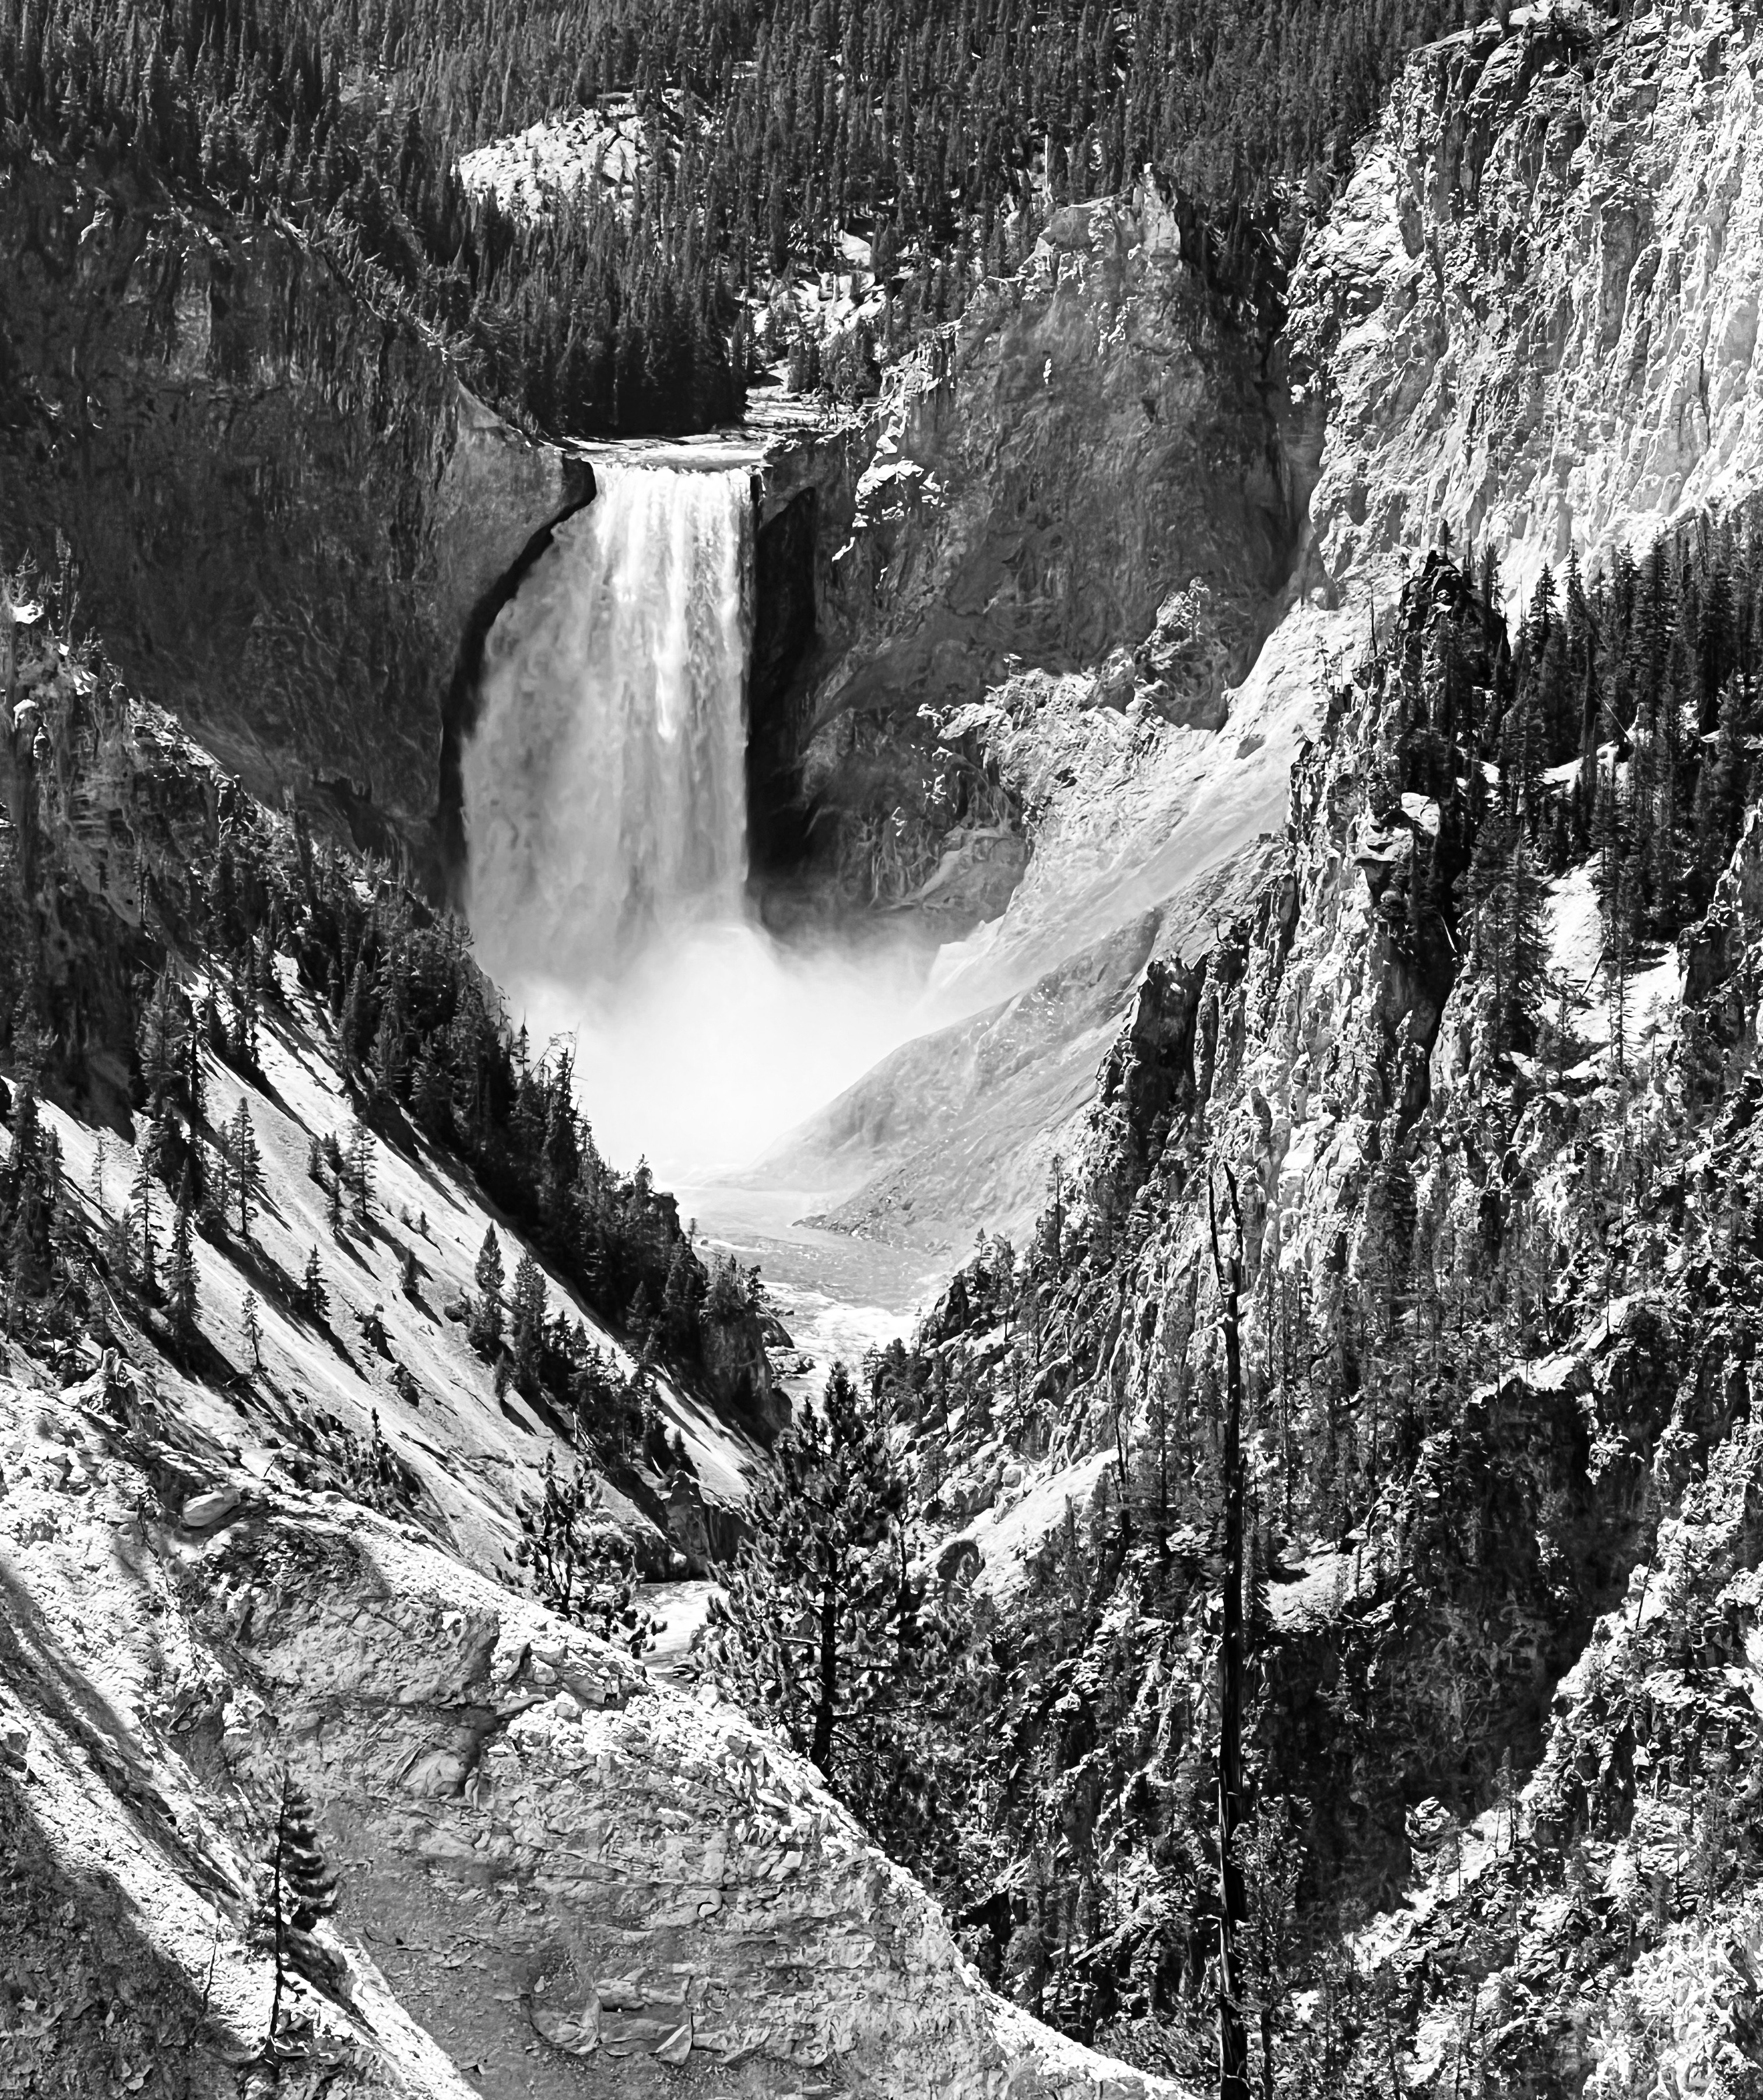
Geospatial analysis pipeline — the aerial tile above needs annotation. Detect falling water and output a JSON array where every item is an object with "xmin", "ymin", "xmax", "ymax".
[
  {"xmin": 460, "ymin": 454, "xmax": 947, "ymax": 1202},
  {"xmin": 462, "ymin": 462, "xmax": 753, "ymax": 984}
]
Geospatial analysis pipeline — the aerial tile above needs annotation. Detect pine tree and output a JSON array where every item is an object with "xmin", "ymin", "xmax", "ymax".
[
  {"xmin": 694, "ymin": 1360, "xmax": 912, "ymax": 1782},
  {"xmin": 510, "ymin": 1251, "xmax": 546, "ymax": 1392},
  {"xmin": 136, "ymin": 964, "xmax": 187, "ymax": 1112},
  {"xmin": 300, "ymin": 1246, "xmax": 329, "ymax": 1325},
  {"xmin": 626, "ymin": 1278, "xmax": 656, "ymax": 1364},
  {"xmin": 166, "ymin": 1199, "xmax": 198, "ymax": 1355},
  {"xmin": 260, "ymin": 1768, "xmax": 339, "ymax": 2052},
  {"xmin": 230, "ymin": 963, "xmax": 260, "ymax": 1072},
  {"xmin": 345, "ymin": 1118, "xmax": 374, "ymax": 1223},
  {"xmin": 228, "ymin": 1098, "xmax": 263, "ymax": 1239},
  {"xmin": 129, "ymin": 1140, "xmax": 158, "ymax": 1295},
  {"xmin": 371, "ymin": 951, "xmax": 407, "ymax": 1096},
  {"xmin": 512, "ymin": 1452, "xmax": 654, "ymax": 1652},
  {"xmin": 470, "ymin": 1226, "xmax": 505, "ymax": 1353},
  {"xmin": 339, "ymin": 958, "xmax": 372, "ymax": 1068},
  {"xmin": 243, "ymin": 1290, "xmax": 264, "ymax": 1374}
]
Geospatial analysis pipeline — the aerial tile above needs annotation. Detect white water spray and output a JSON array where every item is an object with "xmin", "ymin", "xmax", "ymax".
[{"xmin": 461, "ymin": 460, "xmax": 943, "ymax": 1184}]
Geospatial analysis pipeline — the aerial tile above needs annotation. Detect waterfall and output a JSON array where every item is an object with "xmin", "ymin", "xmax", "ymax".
[
  {"xmin": 461, "ymin": 462, "xmax": 753, "ymax": 985},
  {"xmin": 461, "ymin": 454, "xmax": 942, "ymax": 1181}
]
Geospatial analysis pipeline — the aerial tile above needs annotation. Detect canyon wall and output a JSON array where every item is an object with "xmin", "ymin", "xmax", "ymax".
[
  {"xmin": 1291, "ymin": 0, "xmax": 1763, "ymax": 613},
  {"xmin": 773, "ymin": 189, "xmax": 1311, "ymax": 929},
  {"xmin": 784, "ymin": 0, "xmax": 1763, "ymax": 1249},
  {"xmin": 0, "ymin": 163, "xmax": 587, "ymax": 883}
]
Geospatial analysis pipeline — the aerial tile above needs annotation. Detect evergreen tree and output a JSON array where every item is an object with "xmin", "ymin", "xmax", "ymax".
[
  {"xmin": 510, "ymin": 1251, "xmax": 547, "ymax": 1392},
  {"xmin": 136, "ymin": 964, "xmax": 188, "ymax": 1112},
  {"xmin": 470, "ymin": 1225, "xmax": 505, "ymax": 1353},
  {"xmin": 694, "ymin": 1361, "xmax": 912, "ymax": 1781},
  {"xmin": 243, "ymin": 1290, "xmax": 264, "ymax": 1374},
  {"xmin": 129, "ymin": 1140, "xmax": 158, "ymax": 1295},
  {"xmin": 166, "ymin": 1199, "xmax": 198, "ymax": 1355},
  {"xmin": 512, "ymin": 1452, "xmax": 654, "ymax": 1653},
  {"xmin": 345, "ymin": 1116, "xmax": 374, "ymax": 1223},
  {"xmin": 230, "ymin": 964, "xmax": 260, "ymax": 1072},
  {"xmin": 228, "ymin": 1098, "xmax": 264, "ymax": 1239},
  {"xmin": 259, "ymin": 1768, "xmax": 339, "ymax": 2052},
  {"xmin": 300, "ymin": 1246, "xmax": 329, "ymax": 1325}
]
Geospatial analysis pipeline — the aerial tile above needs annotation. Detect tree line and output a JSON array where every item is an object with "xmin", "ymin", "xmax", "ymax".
[{"xmin": 0, "ymin": 0, "xmax": 1480, "ymax": 440}]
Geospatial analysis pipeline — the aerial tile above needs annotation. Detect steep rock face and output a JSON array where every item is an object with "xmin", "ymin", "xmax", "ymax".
[
  {"xmin": 1292, "ymin": 0, "xmax": 1763, "ymax": 609},
  {"xmin": 795, "ymin": 0, "xmax": 1763, "ymax": 1251},
  {"xmin": 785, "ymin": 192, "xmax": 1309, "ymax": 920},
  {"xmin": 0, "ymin": 1365, "xmax": 1187, "ymax": 2100},
  {"xmin": 0, "ymin": 163, "xmax": 588, "ymax": 881},
  {"xmin": 904, "ymin": 514, "xmax": 1763, "ymax": 2082}
]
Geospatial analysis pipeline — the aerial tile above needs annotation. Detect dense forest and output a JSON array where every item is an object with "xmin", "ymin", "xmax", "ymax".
[
  {"xmin": 0, "ymin": 0, "xmax": 1474, "ymax": 437},
  {"xmin": 696, "ymin": 504, "xmax": 1763, "ymax": 2087}
]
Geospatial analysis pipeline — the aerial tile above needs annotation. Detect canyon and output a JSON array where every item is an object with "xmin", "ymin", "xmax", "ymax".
[{"xmin": 6, "ymin": 2, "xmax": 1763, "ymax": 2095}]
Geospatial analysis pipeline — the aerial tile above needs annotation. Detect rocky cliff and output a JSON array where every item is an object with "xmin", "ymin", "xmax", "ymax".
[
  {"xmin": 778, "ymin": 0, "xmax": 1763, "ymax": 1253},
  {"xmin": 0, "ymin": 162, "xmax": 588, "ymax": 885},
  {"xmin": 1291, "ymin": 0, "xmax": 1763, "ymax": 613},
  {"xmin": 751, "ymin": 188, "xmax": 1309, "ymax": 928}
]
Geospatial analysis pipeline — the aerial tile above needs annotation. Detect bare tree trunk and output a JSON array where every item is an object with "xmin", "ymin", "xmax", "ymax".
[
  {"xmin": 1210, "ymin": 1172, "xmax": 1250, "ymax": 2100},
  {"xmin": 266, "ymin": 1773, "xmax": 288, "ymax": 2055},
  {"xmin": 810, "ymin": 1555, "xmax": 839, "ymax": 1775}
]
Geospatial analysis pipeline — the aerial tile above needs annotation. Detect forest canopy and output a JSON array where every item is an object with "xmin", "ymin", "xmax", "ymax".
[{"xmin": 1, "ymin": 0, "xmax": 1470, "ymax": 436}]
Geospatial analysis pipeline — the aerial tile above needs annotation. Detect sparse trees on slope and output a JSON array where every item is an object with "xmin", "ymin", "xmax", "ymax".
[{"xmin": 512, "ymin": 1452, "xmax": 654, "ymax": 1653}]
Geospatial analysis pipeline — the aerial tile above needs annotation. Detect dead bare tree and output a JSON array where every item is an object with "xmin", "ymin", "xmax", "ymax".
[{"xmin": 1209, "ymin": 1165, "xmax": 1250, "ymax": 2100}]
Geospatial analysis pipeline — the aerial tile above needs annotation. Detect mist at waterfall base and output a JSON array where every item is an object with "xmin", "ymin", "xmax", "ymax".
[{"xmin": 460, "ymin": 461, "xmax": 949, "ymax": 1186}]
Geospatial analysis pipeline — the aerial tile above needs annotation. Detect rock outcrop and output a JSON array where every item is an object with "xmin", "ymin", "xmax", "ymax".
[
  {"xmin": 1291, "ymin": 0, "xmax": 1763, "ymax": 609},
  {"xmin": 0, "ymin": 1366, "xmax": 1187, "ymax": 2099},
  {"xmin": 774, "ymin": 189, "xmax": 1312, "ymax": 921}
]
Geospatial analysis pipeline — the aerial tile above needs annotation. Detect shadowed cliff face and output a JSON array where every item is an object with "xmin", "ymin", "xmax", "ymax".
[
  {"xmin": 775, "ymin": 190, "xmax": 1310, "ymax": 920},
  {"xmin": 0, "ymin": 162, "xmax": 587, "ymax": 886}
]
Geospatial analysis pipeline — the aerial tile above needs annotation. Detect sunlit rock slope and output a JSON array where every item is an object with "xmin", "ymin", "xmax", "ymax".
[{"xmin": 0, "ymin": 1363, "xmax": 1188, "ymax": 2099}]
